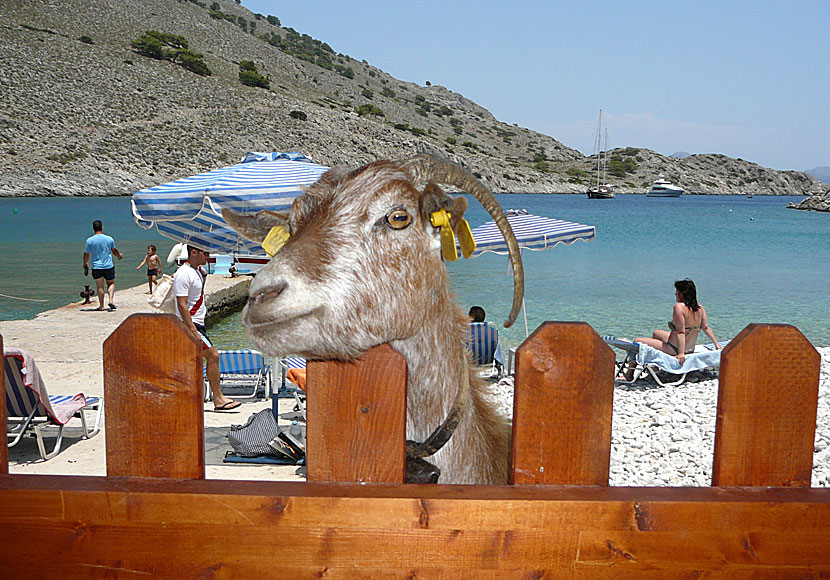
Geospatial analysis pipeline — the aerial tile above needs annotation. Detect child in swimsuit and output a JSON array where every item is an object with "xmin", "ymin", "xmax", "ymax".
[{"xmin": 136, "ymin": 245, "xmax": 162, "ymax": 294}]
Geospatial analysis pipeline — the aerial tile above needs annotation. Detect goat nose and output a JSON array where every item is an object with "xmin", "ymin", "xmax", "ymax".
[{"xmin": 250, "ymin": 282, "xmax": 286, "ymax": 305}]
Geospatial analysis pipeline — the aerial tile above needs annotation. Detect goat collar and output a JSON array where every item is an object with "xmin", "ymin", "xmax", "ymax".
[{"xmin": 405, "ymin": 364, "xmax": 471, "ymax": 460}]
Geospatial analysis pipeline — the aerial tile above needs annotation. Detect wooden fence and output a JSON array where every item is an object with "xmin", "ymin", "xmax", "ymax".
[{"xmin": 1, "ymin": 315, "xmax": 828, "ymax": 577}]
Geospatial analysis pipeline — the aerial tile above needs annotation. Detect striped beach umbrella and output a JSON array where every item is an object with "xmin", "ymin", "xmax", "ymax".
[
  {"xmin": 131, "ymin": 152, "xmax": 329, "ymax": 254},
  {"xmin": 465, "ymin": 209, "xmax": 596, "ymax": 257},
  {"xmin": 464, "ymin": 209, "xmax": 596, "ymax": 336}
]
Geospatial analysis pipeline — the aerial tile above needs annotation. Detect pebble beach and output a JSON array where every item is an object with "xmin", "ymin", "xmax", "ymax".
[{"xmin": 494, "ymin": 349, "xmax": 830, "ymax": 487}]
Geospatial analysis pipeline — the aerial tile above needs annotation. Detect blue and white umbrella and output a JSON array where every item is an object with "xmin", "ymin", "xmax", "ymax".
[
  {"xmin": 131, "ymin": 151, "xmax": 329, "ymax": 254},
  {"xmin": 465, "ymin": 209, "xmax": 596, "ymax": 257},
  {"xmin": 463, "ymin": 209, "xmax": 596, "ymax": 336}
]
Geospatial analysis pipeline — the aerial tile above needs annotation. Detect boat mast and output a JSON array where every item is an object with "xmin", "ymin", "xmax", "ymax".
[
  {"xmin": 593, "ymin": 109, "xmax": 602, "ymax": 190},
  {"xmin": 602, "ymin": 127, "xmax": 608, "ymax": 185}
]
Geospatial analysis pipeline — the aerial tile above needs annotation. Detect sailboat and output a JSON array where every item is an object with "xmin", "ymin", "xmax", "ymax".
[{"xmin": 586, "ymin": 110, "xmax": 615, "ymax": 199}]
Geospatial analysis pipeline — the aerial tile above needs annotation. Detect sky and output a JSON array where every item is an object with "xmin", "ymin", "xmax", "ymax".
[{"xmin": 242, "ymin": 1, "xmax": 828, "ymax": 171}]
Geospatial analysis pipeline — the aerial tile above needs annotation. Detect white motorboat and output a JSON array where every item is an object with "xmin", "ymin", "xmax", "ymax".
[{"xmin": 646, "ymin": 177, "xmax": 683, "ymax": 197}]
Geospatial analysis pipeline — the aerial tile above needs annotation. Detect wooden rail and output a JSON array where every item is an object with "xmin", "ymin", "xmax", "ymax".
[{"xmin": 1, "ymin": 315, "xmax": 828, "ymax": 578}]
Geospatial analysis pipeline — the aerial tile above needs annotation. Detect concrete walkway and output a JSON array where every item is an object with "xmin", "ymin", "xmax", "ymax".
[{"xmin": 1, "ymin": 275, "xmax": 303, "ymax": 481}]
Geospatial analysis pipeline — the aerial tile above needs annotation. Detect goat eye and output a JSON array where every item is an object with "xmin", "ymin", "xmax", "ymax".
[{"xmin": 385, "ymin": 209, "xmax": 412, "ymax": 230}]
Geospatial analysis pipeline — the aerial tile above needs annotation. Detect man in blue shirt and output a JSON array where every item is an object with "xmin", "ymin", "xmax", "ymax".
[{"xmin": 82, "ymin": 220, "xmax": 124, "ymax": 311}]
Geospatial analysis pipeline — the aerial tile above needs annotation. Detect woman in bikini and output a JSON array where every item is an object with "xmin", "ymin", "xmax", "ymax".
[
  {"xmin": 638, "ymin": 278, "xmax": 721, "ymax": 363},
  {"xmin": 620, "ymin": 279, "xmax": 721, "ymax": 380}
]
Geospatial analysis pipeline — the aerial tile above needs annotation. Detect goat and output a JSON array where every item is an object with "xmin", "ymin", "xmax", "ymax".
[{"xmin": 223, "ymin": 155, "xmax": 524, "ymax": 484}]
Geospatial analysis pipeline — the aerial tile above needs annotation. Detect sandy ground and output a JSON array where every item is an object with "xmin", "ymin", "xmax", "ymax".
[{"xmin": 1, "ymin": 275, "xmax": 303, "ymax": 481}]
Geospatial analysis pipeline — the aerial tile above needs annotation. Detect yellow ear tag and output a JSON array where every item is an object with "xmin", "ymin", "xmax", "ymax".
[
  {"xmin": 261, "ymin": 225, "xmax": 290, "ymax": 257},
  {"xmin": 430, "ymin": 209, "xmax": 459, "ymax": 261},
  {"xmin": 456, "ymin": 218, "xmax": 476, "ymax": 259}
]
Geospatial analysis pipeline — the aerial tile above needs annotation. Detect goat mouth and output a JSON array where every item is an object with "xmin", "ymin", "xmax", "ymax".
[{"xmin": 242, "ymin": 296, "xmax": 319, "ymax": 330}]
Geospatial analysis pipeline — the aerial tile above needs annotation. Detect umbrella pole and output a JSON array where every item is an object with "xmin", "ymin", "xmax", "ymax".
[{"xmin": 522, "ymin": 297, "xmax": 529, "ymax": 338}]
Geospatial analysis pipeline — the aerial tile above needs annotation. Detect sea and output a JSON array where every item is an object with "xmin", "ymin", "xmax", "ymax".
[{"xmin": 1, "ymin": 194, "xmax": 828, "ymax": 353}]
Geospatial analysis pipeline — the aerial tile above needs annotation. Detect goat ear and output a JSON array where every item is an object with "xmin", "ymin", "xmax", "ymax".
[
  {"xmin": 419, "ymin": 182, "xmax": 468, "ymax": 229},
  {"xmin": 222, "ymin": 208, "xmax": 289, "ymax": 244}
]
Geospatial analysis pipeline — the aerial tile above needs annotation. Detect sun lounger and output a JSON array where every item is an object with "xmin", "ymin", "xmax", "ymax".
[
  {"xmin": 4, "ymin": 347, "xmax": 102, "ymax": 461},
  {"xmin": 204, "ymin": 349, "xmax": 271, "ymax": 401},
  {"xmin": 602, "ymin": 336, "xmax": 728, "ymax": 387}
]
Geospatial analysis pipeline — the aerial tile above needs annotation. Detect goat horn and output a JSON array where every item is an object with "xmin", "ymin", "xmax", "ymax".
[{"xmin": 403, "ymin": 154, "xmax": 524, "ymax": 328}]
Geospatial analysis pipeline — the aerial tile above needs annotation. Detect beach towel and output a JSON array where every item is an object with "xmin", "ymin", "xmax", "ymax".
[
  {"xmin": 635, "ymin": 342, "xmax": 724, "ymax": 374},
  {"xmin": 4, "ymin": 346, "xmax": 88, "ymax": 425}
]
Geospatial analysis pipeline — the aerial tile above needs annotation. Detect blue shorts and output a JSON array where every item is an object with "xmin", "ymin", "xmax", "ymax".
[
  {"xmin": 92, "ymin": 267, "xmax": 115, "ymax": 281},
  {"xmin": 194, "ymin": 324, "xmax": 214, "ymax": 351}
]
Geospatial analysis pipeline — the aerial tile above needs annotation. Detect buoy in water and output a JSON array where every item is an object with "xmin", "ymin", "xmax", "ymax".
[{"xmin": 13, "ymin": 208, "xmax": 18, "ymax": 214}]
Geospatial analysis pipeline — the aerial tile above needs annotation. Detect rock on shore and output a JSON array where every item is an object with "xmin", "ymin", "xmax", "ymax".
[
  {"xmin": 492, "ymin": 347, "xmax": 830, "ymax": 487},
  {"xmin": 789, "ymin": 189, "xmax": 830, "ymax": 212}
]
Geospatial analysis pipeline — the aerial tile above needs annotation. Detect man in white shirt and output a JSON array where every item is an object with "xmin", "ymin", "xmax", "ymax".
[{"xmin": 173, "ymin": 245, "xmax": 240, "ymax": 411}]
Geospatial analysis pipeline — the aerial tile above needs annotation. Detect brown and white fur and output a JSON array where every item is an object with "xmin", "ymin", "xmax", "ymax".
[{"xmin": 223, "ymin": 156, "xmax": 524, "ymax": 484}]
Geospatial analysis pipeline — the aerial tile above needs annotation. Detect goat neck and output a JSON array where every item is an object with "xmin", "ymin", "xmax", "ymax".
[{"xmin": 392, "ymin": 304, "xmax": 511, "ymax": 486}]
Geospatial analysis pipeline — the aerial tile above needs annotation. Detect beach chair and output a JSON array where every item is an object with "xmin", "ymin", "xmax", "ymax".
[
  {"xmin": 273, "ymin": 357, "xmax": 307, "ymax": 422},
  {"xmin": 204, "ymin": 350, "xmax": 271, "ymax": 401},
  {"xmin": 4, "ymin": 347, "xmax": 102, "ymax": 461},
  {"xmin": 277, "ymin": 357, "xmax": 306, "ymax": 396},
  {"xmin": 466, "ymin": 322, "xmax": 504, "ymax": 377},
  {"xmin": 602, "ymin": 336, "xmax": 727, "ymax": 387}
]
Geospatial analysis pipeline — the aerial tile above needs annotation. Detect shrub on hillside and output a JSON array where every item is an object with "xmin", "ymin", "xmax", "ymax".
[
  {"xmin": 79, "ymin": 35, "xmax": 94, "ymax": 45},
  {"xmin": 266, "ymin": 15, "xmax": 280, "ymax": 26},
  {"xmin": 175, "ymin": 49, "xmax": 211, "ymax": 76},
  {"xmin": 289, "ymin": 110, "xmax": 307, "ymax": 121},
  {"xmin": 131, "ymin": 31, "xmax": 210, "ymax": 76},
  {"xmin": 607, "ymin": 155, "xmax": 638, "ymax": 177},
  {"xmin": 335, "ymin": 65, "xmax": 354, "ymax": 79},
  {"xmin": 355, "ymin": 104, "xmax": 384, "ymax": 117},
  {"xmin": 238, "ymin": 61, "xmax": 269, "ymax": 88}
]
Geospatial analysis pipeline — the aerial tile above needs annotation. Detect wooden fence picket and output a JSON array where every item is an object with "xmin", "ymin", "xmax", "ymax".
[
  {"xmin": 103, "ymin": 314, "xmax": 205, "ymax": 479},
  {"xmin": 712, "ymin": 323, "xmax": 821, "ymax": 487},
  {"xmin": 511, "ymin": 322, "xmax": 616, "ymax": 485},
  {"xmin": 306, "ymin": 344, "xmax": 407, "ymax": 483}
]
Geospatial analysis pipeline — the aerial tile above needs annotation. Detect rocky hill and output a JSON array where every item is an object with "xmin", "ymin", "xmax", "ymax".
[{"xmin": 1, "ymin": 0, "xmax": 827, "ymax": 202}]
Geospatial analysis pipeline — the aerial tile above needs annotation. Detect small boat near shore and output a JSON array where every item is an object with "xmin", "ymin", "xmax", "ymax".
[{"xmin": 646, "ymin": 177, "xmax": 683, "ymax": 197}]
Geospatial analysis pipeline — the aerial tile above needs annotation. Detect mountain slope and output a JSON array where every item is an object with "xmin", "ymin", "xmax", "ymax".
[{"xmin": 0, "ymin": 0, "xmax": 826, "ymax": 199}]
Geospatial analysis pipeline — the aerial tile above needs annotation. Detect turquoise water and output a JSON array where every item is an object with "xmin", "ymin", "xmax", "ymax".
[{"xmin": 2, "ymin": 195, "xmax": 829, "ymax": 352}]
